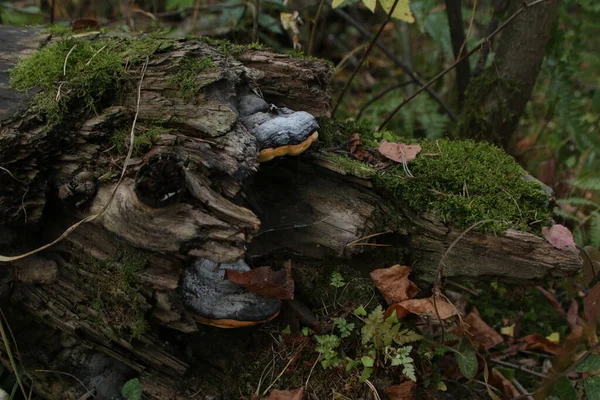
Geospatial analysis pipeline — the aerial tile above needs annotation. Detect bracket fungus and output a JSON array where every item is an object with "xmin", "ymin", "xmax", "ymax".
[
  {"xmin": 182, "ymin": 258, "xmax": 281, "ymax": 328},
  {"xmin": 238, "ymin": 93, "xmax": 319, "ymax": 162}
]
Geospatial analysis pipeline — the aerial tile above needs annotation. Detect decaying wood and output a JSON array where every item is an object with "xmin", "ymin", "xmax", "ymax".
[{"xmin": 0, "ymin": 25, "xmax": 581, "ymax": 399}]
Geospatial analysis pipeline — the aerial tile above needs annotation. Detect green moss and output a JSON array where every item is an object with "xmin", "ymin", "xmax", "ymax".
[
  {"xmin": 198, "ymin": 37, "xmax": 266, "ymax": 58},
  {"xmin": 169, "ymin": 55, "xmax": 215, "ymax": 101},
  {"xmin": 73, "ymin": 247, "xmax": 150, "ymax": 340},
  {"xmin": 319, "ymin": 119, "xmax": 552, "ymax": 234},
  {"xmin": 44, "ymin": 24, "xmax": 73, "ymax": 36},
  {"xmin": 110, "ymin": 124, "xmax": 168, "ymax": 155},
  {"xmin": 323, "ymin": 153, "xmax": 376, "ymax": 179},
  {"xmin": 9, "ymin": 35, "xmax": 173, "ymax": 125}
]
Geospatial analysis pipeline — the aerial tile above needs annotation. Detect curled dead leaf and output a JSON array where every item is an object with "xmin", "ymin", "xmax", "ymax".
[
  {"xmin": 384, "ymin": 380, "xmax": 415, "ymax": 400},
  {"xmin": 457, "ymin": 307, "xmax": 503, "ymax": 350},
  {"xmin": 349, "ymin": 134, "xmax": 372, "ymax": 162},
  {"xmin": 265, "ymin": 387, "xmax": 304, "ymax": 400},
  {"xmin": 226, "ymin": 260, "xmax": 294, "ymax": 300},
  {"xmin": 398, "ymin": 295, "xmax": 458, "ymax": 321},
  {"xmin": 369, "ymin": 265, "xmax": 419, "ymax": 304},
  {"xmin": 521, "ymin": 333, "xmax": 562, "ymax": 356},
  {"xmin": 378, "ymin": 140, "xmax": 421, "ymax": 164}
]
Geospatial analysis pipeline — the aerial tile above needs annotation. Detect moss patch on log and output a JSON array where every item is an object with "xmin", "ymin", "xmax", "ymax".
[
  {"xmin": 9, "ymin": 35, "xmax": 174, "ymax": 124},
  {"xmin": 169, "ymin": 55, "xmax": 216, "ymax": 101},
  {"xmin": 317, "ymin": 119, "xmax": 552, "ymax": 234},
  {"xmin": 70, "ymin": 247, "xmax": 150, "ymax": 341}
]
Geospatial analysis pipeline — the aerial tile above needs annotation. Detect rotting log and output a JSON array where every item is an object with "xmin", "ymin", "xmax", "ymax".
[{"xmin": 0, "ymin": 25, "xmax": 581, "ymax": 399}]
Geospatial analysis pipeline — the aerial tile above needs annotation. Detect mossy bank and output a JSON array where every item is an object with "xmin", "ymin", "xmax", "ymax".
[{"xmin": 317, "ymin": 118, "xmax": 553, "ymax": 234}]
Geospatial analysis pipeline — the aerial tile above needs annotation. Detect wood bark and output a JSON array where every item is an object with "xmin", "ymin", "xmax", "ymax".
[
  {"xmin": 455, "ymin": 0, "xmax": 558, "ymax": 152},
  {"xmin": 0, "ymin": 26, "xmax": 581, "ymax": 399}
]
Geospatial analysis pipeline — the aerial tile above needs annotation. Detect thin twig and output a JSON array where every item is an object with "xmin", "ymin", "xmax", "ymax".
[
  {"xmin": 356, "ymin": 80, "xmax": 415, "ymax": 120},
  {"xmin": 34, "ymin": 370, "xmax": 94, "ymax": 397},
  {"xmin": 491, "ymin": 358, "xmax": 547, "ymax": 379},
  {"xmin": 332, "ymin": 8, "xmax": 456, "ymax": 121},
  {"xmin": 379, "ymin": 0, "xmax": 549, "ymax": 130},
  {"xmin": 308, "ymin": 0, "xmax": 326, "ymax": 56},
  {"xmin": 0, "ymin": 311, "xmax": 28, "ymax": 398},
  {"xmin": 253, "ymin": 0, "xmax": 261, "ymax": 42},
  {"xmin": 331, "ymin": 0, "xmax": 402, "ymax": 118}
]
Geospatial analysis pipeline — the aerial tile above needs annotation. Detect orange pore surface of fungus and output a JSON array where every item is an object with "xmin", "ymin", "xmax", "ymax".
[{"xmin": 258, "ymin": 131, "xmax": 319, "ymax": 163}]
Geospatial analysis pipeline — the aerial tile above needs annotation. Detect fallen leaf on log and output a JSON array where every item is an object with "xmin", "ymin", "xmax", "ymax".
[
  {"xmin": 378, "ymin": 140, "xmax": 421, "ymax": 164},
  {"xmin": 456, "ymin": 307, "xmax": 503, "ymax": 350},
  {"xmin": 349, "ymin": 134, "xmax": 373, "ymax": 162},
  {"xmin": 521, "ymin": 333, "xmax": 562, "ymax": 355},
  {"xmin": 265, "ymin": 387, "xmax": 304, "ymax": 400},
  {"xmin": 370, "ymin": 264, "xmax": 419, "ymax": 304},
  {"xmin": 395, "ymin": 295, "xmax": 458, "ymax": 321},
  {"xmin": 384, "ymin": 381, "xmax": 415, "ymax": 400},
  {"xmin": 542, "ymin": 224, "xmax": 578, "ymax": 253},
  {"xmin": 226, "ymin": 260, "xmax": 294, "ymax": 299}
]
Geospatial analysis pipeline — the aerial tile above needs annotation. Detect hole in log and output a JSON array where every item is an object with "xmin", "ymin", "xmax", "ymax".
[{"xmin": 134, "ymin": 152, "xmax": 186, "ymax": 208}]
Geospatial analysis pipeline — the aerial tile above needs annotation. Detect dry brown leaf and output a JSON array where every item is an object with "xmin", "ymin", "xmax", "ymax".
[
  {"xmin": 584, "ymin": 281, "xmax": 600, "ymax": 325},
  {"xmin": 542, "ymin": 224, "xmax": 578, "ymax": 253},
  {"xmin": 536, "ymin": 286, "xmax": 566, "ymax": 317},
  {"xmin": 459, "ymin": 307, "xmax": 503, "ymax": 350},
  {"xmin": 226, "ymin": 260, "xmax": 294, "ymax": 300},
  {"xmin": 370, "ymin": 265, "xmax": 419, "ymax": 304},
  {"xmin": 521, "ymin": 333, "xmax": 562, "ymax": 355},
  {"xmin": 384, "ymin": 381, "xmax": 415, "ymax": 400},
  {"xmin": 349, "ymin": 134, "xmax": 372, "ymax": 162},
  {"xmin": 489, "ymin": 368, "xmax": 520, "ymax": 399},
  {"xmin": 384, "ymin": 303, "xmax": 411, "ymax": 320},
  {"xmin": 265, "ymin": 387, "xmax": 304, "ymax": 400},
  {"xmin": 378, "ymin": 140, "xmax": 421, "ymax": 164},
  {"xmin": 398, "ymin": 295, "xmax": 457, "ymax": 320}
]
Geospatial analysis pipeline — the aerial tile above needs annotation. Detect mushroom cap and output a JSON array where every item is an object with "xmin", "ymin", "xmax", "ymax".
[
  {"xmin": 250, "ymin": 110, "xmax": 319, "ymax": 149},
  {"xmin": 182, "ymin": 258, "xmax": 281, "ymax": 328}
]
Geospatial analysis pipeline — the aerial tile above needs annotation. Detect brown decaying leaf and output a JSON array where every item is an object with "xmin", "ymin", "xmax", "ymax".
[
  {"xmin": 397, "ymin": 295, "xmax": 458, "ymax": 321},
  {"xmin": 458, "ymin": 307, "xmax": 503, "ymax": 350},
  {"xmin": 584, "ymin": 281, "xmax": 600, "ymax": 325},
  {"xmin": 541, "ymin": 224, "xmax": 578, "ymax": 253},
  {"xmin": 536, "ymin": 286, "xmax": 566, "ymax": 317},
  {"xmin": 521, "ymin": 333, "xmax": 562, "ymax": 355},
  {"xmin": 265, "ymin": 387, "xmax": 304, "ymax": 400},
  {"xmin": 369, "ymin": 265, "xmax": 419, "ymax": 304},
  {"xmin": 378, "ymin": 140, "xmax": 421, "ymax": 164},
  {"xmin": 349, "ymin": 134, "xmax": 373, "ymax": 162},
  {"xmin": 385, "ymin": 303, "xmax": 411, "ymax": 320},
  {"xmin": 226, "ymin": 260, "xmax": 294, "ymax": 300},
  {"xmin": 489, "ymin": 368, "xmax": 520, "ymax": 399},
  {"xmin": 384, "ymin": 381, "xmax": 415, "ymax": 400}
]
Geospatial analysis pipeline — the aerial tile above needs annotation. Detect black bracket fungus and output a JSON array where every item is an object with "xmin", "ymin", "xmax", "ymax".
[
  {"xmin": 238, "ymin": 93, "xmax": 320, "ymax": 162},
  {"xmin": 182, "ymin": 258, "xmax": 281, "ymax": 328}
]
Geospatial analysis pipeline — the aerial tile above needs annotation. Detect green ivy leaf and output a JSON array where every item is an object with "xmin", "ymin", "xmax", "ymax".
[
  {"xmin": 378, "ymin": 0, "xmax": 415, "ymax": 23},
  {"xmin": 361, "ymin": 356, "xmax": 374, "ymax": 368},
  {"xmin": 345, "ymin": 358, "xmax": 360, "ymax": 372},
  {"xmin": 584, "ymin": 375, "xmax": 600, "ymax": 400},
  {"xmin": 551, "ymin": 376, "xmax": 578, "ymax": 400},
  {"xmin": 455, "ymin": 348, "xmax": 478, "ymax": 379},
  {"xmin": 361, "ymin": 0, "xmax": 376, "ymax": 12},
  {"xmin": 575, "ymin": 354, "xmax": 600, "ymax": 373},
  {"xmin": 122, "ymin": 378, "xmax": 142, "ymax": 400},
  {"xmin": 354, "ymin": 305, "xmax": 367, "ymax": 316},
  {"xmin": 359, "ymin": 367, "xmax": 373, "ymax": 382}
]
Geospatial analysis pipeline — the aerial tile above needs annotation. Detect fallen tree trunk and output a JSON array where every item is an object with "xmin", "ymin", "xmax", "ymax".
[{"xmin": 0, "ymin": 26, "xmax": 581, "ymax": 399}]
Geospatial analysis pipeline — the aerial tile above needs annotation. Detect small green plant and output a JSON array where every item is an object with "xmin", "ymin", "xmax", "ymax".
[
  {"xmin": 122, "ymin": 378, "xmax": 142, "ymax": 400},
  {"xmin": 332, "ymin": 317, "xmax": 355, "ymax": 338},
  {"xmin": 315, "ymin": 305, "xmax": 422, "ymax": 383},
  {"xmin": 329, "ymin": 271, "xmax": 345, "ymax": 288}
]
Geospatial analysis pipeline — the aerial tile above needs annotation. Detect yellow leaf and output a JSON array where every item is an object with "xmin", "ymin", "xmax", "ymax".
[
  {"xmin": 332, "ymin": 0, "xmax": 346, "ymax": 8},
  {"xmin": 437, "ymin": 381, "xmax": 447, "ymax": 391},
  {"xmin": 546, "ymin": 332, "xmax": 560, "ymax": 343},
  {"xmin": 361, "ymin": 0, "xmax": 376, "ymax": 13},
  {"xmin": 500, "ymin": 324, "xmax": 515, "ymax": 337},
  {"xmin": 378, "ymin": 0, "xmax": 414, "ymax": 23}
]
